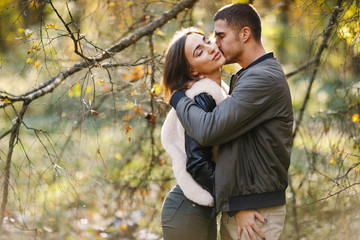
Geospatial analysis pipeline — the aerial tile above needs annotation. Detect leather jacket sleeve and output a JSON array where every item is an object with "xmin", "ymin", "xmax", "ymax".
[{"xmin": 185, "ymin": 92, "xmax": 217, "ymax": 196}]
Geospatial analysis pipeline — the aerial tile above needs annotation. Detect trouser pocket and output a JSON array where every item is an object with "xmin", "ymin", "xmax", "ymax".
[{"xmin": 161, "ymin": 189, "xmax": 185, "ymax": 224}]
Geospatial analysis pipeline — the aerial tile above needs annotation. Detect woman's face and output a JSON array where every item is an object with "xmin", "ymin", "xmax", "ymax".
[{"xmin": 184, "ymin": 33, "xmax": 225, "ymax": 77}]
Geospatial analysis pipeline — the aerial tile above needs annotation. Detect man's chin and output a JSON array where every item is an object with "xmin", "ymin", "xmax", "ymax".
[{"xmin": 225, "ymin": 59, "xmax": 236, "ymax": 65}]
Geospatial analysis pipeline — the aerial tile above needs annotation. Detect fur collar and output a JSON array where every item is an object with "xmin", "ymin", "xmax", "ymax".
[{"xmin": 161, "ymin": 78, "xmax": 228, "ymax": 206}]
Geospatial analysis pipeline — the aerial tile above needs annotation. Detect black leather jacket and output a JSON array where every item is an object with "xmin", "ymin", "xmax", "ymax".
[{"xmin": 185, "ymin": 92, "xmax": 217, "ymax": 197}]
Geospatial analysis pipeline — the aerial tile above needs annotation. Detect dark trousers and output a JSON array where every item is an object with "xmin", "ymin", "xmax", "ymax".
[{"xmin": 161, "ymin": 185, "xmax": 217, "ymax": 240}]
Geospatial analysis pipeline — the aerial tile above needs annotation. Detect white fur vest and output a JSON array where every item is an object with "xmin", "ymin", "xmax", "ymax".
[{"xmin": 161, "ymin": 78, "xmax": 229, "ymax": 206}]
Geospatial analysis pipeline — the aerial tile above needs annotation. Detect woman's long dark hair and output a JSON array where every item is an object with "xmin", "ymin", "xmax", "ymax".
[{"xmin": 162, "ymin": 28, "xmax": 203, "ymax": 100}]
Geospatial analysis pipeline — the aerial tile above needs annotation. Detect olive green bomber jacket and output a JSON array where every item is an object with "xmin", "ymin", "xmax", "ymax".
[{"xmin": 171, "ymin": 53, "xmax": 293, "ymax": 213}]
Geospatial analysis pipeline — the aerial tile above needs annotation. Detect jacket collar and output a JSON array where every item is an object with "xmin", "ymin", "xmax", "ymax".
[{"xmin": 229, "ymin": 52, "xmax": 274, "ymax": 94}]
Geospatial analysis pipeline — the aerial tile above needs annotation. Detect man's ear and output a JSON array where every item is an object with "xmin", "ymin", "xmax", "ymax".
[{"xmin": 240, "ymin": 27, "xmax": 251, "ymax": 42}]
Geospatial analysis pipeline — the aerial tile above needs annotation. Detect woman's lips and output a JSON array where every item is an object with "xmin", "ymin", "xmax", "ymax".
[{"xmin": 212, "ymin": 52, "xmax": 221, "ymax": 61}]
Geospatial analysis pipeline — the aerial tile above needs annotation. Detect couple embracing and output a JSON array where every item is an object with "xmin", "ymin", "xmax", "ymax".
[{"xmin": 160, "ymin": 3, "xmax": 293, "ymax": 240}]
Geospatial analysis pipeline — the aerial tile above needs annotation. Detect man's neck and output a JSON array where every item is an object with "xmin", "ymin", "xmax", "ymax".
[{"xmin": 238, "ymin": 42, "xmax": 266, "ymax": 69}]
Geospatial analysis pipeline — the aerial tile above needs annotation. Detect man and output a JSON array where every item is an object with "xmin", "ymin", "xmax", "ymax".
[{"xmin": 169, "ymin": 3, "xmax": 293, "ymax": 240}]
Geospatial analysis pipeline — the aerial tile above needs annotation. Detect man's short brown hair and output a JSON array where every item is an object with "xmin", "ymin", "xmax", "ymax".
[{"xmin": 214, "ymin": 3, "xmax": 262, "ymax": 42}]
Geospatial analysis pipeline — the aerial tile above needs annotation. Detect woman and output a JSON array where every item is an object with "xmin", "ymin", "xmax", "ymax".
[{"xmin": 160, "ymin": 28, "xmax": 228, "ymax": 240}]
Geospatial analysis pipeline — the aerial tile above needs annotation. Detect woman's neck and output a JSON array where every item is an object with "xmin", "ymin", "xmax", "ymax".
[{"xmin": 202, "ymin": 69, "xmax": 221, "ymax": 86}]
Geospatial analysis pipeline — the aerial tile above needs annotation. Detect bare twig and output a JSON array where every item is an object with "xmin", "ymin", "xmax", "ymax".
[
  {"xmin": 100, "ymin": 55, "xmax": 162, "ymax": 69},
  {"xmin": 48, "ymin": 1, "xmax": 91, "ymax": 61},
  {"xmin": 285, "ymin": 57, "xmax": 319, "ymax": 78},
  {"xmin": 309, "ymin": 182, "xmax": 360, "ymax": 205}
]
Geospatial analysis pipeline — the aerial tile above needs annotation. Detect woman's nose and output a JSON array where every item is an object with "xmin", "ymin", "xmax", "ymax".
[{"xmin": 206, "ymin": 44, "xmax": 215, "ymax": 53}]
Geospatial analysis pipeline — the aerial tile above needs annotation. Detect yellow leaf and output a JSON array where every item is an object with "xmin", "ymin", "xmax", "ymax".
[
  {"xmin": 156, "ymin": 30, "xmax": 164, "ymax": 36},
  {"xmin": 133, "ymin": 106, "xmax": 142, "ymax": 115},
  {"xmin": 46, "ymin": 23, "xmax": 59, "ymax": 28},
  {"xmin": 123, "ymin": 114, "xmax": 131, "ymax": 121},
  {"xmin": 18, "ymin": 28, "xmax": 25, "ymax": 33},
  {"xmin": 352, "ymin": 113, "xmax": 359, "ymax": 122},
  {"xmin": 159, "ymin": 158, "xmax": 166, "ymax": 166},
  {"xmin": 26, "ymin": 58, "xmax": 33, "ymax": 64},
  {"xmin": 25, "ymin": 31, "xmax": 34, "ymax": 37},
  {"xmin": 127, "ymin": 1, "xmax": 133, "ymax": 5},
  {"xmin": 27, "ymin": 49, "xmax": 32, "ymax": 54},
  {"xmin": 73, "ymin": 85, "xmax": 81, "ymax": 97},
  {"xmin": 151, "ymin": 83, "xmax": 161, "ymax": 96},
  {"xmin": 32, "ymin": 45, "xmax": 39, "ymax": 50},
  {"xmin": 122, "ymin": 74, "xmax": 128, "ymax": 80},
  {"xmin": 130, "ymin": 66, "xmax": 144, "ymax": 81},
  {"xmin": 329, "ymin": 157, "xmax": 334, "ymax": 165},
  {"xmin": 126, "ymin": 102, "xmax": 133, "ymax": 109},
  {"xmin": 355, "ymin": 165, "xmax": 360, "ymax": 173},
  {"xmin": 114, "ymin": 153, "xmax": 122, "ymax": 160},
  {"xmin": 32, "ymin": 60, "xmax": 40, "ymax": 67},
  {"xmin": 313, "ymin": 145, "xmax": 318, "ymax": 151},
  {"xmin": 76, "ymin": 81, "xmax": 80, "ymax": 87},
  {"xmin": 108, "ymin": 2, "xmax": 115, "ymax": 7},
  {"xmin": 1, "ymin": 98, "xmax": 11, "ymax": 103},
  {"xmin": 124, "ymin": 122, "xmax": 132, "ymax": 135},
  {"xmin": 120, "ymin": 224, "xmax": 128, "ymax": 230},
  {"xmin": 85, "ymin": 86, "xmax": 92, "ymax": 94}
]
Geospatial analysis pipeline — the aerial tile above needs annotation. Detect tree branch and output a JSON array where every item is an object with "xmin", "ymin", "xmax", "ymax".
[
  {"xmin": 285, "ymin": 57, "xmax": 319, "ymax": 78},
  {"xmin": 0, "ymin": 101, "xmax": 30, "ymax": 231},
  {"xmin": 0, "ymin": 0, "xmax": 199, "ymax": 109},
  {"xmin": 309, "ymin": 182, "xmax": 360, "ymax": 205},
  {"xmin": 292, "ymin": 1, "xmax": 345, "ymax": 139}
]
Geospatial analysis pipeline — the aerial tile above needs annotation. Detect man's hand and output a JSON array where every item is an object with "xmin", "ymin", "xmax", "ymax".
[{"xmin": 235, "ymin": 209, "xmax": 266, "ymax": 240}]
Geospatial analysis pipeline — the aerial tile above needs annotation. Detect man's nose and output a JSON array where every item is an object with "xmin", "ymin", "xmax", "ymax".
[{"xmin": 215, "ymin": 38, "xmax": 221, "ymax": 48}]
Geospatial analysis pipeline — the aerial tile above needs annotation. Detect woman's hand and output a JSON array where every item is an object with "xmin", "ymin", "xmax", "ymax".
[{"xmin": 235, "ymin": 209, "xmax": 266, "ymax": 240}]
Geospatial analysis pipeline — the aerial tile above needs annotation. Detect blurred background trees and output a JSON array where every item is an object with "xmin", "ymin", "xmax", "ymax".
[{"xmin": 0, "ymin": 0, "xmax": 359, "ymax": 239}]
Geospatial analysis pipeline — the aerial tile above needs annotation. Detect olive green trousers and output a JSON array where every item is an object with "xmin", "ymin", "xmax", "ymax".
[{"xmin": 161, "ymin": 185, "xmax": 217, "ymax": 240}]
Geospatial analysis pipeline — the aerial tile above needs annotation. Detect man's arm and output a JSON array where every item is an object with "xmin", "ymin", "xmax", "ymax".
[{"xmin": 171, "ymin": 73, "xmax": 276, "ymax": 146}]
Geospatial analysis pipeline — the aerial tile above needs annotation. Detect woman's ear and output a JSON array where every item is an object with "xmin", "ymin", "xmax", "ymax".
[{"xmin": 191, "ymin": 69, "xmax": 199, "ymax": 76}]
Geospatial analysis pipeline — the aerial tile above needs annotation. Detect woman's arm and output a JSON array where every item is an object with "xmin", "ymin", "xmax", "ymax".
[{"xmin": 185, "ymin": 92, "xmax": 217, "ymax": 196}]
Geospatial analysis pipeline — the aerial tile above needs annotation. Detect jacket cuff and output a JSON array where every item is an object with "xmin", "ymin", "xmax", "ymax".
[
  {"xmin": 227, "ymin": 210, "xmax": 239, "ymax": 217},
  {"xmin": 170, "ymin": 90, "xmax": 186, "ymax": 109}
]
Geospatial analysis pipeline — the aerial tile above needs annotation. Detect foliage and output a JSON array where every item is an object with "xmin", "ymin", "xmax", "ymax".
[{"xmin": 0, "ymin": 0, "xmax": 359, "ymax": 239}]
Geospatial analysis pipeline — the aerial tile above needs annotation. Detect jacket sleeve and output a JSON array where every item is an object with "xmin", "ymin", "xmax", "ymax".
[
  {"xmin": 185, "ymin": 92, "xmax": 216, "ymax": 196},
  {"xmin": 175, "ymin": 71, "xmax": 277, "ymax": 146}
]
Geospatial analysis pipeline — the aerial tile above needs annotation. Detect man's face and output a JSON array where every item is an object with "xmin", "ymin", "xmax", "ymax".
[{"xmin": 214, "ymin": 19, "xmax": 242, "ymax": 65}]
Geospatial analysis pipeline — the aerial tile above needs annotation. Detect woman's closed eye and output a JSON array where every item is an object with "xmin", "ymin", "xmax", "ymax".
[{"xmin": 196, "ymin": 38, "xmax": 212, "ymax": 57}]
